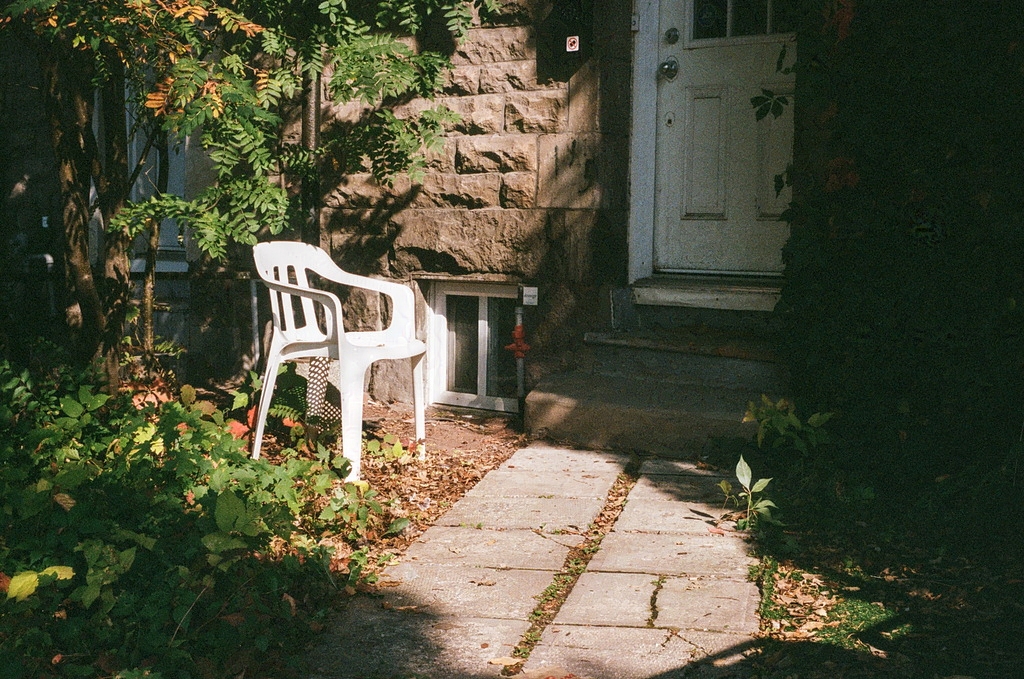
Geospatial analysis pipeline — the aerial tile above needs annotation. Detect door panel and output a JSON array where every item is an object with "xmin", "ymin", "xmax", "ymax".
[{"xmin": 654, "ymin": 0, "xmax": 795, "ymax": 275}]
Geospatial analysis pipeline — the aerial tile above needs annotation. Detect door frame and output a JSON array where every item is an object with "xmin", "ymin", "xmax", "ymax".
[
  {"xmin": 628, "ymin": 0, "xmax": 661, "ymax": 284},
  {"xmin": 627, "ymin": 0, "xmax": 792, "ymax": 305}
]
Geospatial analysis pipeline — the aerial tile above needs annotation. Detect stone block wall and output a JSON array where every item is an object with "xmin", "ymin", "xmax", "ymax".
[{"xmin": 320, "ymin": 0, "xmax": 633, "ymax": 399}]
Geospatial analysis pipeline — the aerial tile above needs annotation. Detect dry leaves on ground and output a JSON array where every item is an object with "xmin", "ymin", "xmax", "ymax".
[{"xmin": 356, "ymin": 402, "xmax": 526, "ymax": 572}]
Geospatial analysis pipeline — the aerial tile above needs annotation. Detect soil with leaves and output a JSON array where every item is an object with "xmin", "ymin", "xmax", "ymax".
[{"xmin": 301, "ymin": 401, "xmax": 527, "ymax": 582}]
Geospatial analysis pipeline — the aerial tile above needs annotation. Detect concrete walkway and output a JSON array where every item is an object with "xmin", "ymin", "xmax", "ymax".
[{"xmin": 307, "ymin": 443, "xmax": 760, "ymax": 679}]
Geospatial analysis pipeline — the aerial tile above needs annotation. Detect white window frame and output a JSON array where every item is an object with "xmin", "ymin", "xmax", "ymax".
[
  {"xmin": 427, "ymin": 281, "xmax": 520, "ymax": 413},
  {"xmin": 685, "ymin": 0, "xmax": 797, "ymax": 49}
]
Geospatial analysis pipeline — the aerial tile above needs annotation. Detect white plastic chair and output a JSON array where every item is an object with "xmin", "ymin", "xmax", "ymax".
[{"xmin": 251, "ymin": 241, "xmax": 426, "ymax": 480}]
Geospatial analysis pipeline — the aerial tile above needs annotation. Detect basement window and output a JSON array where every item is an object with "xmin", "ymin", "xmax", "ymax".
[{"xmin": 427, "ymin": 282, "xmax": 520, "ymax": 413}]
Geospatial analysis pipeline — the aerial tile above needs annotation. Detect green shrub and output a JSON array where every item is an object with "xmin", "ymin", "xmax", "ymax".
[{"xmin": 0, "ymin": 361, "xmax": 376, "ymax": 677}]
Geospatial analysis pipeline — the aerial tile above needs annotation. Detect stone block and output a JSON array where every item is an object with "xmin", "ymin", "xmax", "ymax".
[
  {"xmin": 614, "ymin": 498, "xmax": 731, "ymax": 535},
  {"xmin": 561, "ymin": 209, "xmax": 599, "ymax": 284},
  {"xmin": 437, "ymin": 495, "xmax": 605, "ymax": 533},
  {"xmin": 455, "ymin": 135, "xmax": 538, "ymax": 174},
  {"xmin": 378, "ymin": 562, "xmax": 554, "ymax": 619},
  {"xmin": 568, "ymin": 60, "xmax": 601, "ymax": 132},
  {"xmin": 506, "ymin": 91, "xmax": 568, "ymax": 133},
  {"xmin": 554, "ymin": 572, "xmax": 659, "ymax": 627},
  {"xmin": 323, "ymin": 173, "xmax": 413, "ymax": 209},
  {"xmin": 426, "ymin": 139, "xmax": 457, "ymax": 173},
  {"xmin": 411, "ymin": 173, "xmax": 501, "ymax": 209},
  {"xmin": 444, "ymin": 64, "xmax": 481, "ymax": 95},
  {"xmin": 442, "ymin": 94, "xmax": 506, "ymax": 135},
  {"xmin": 525, "ymin": 626, "xmax": 702, "ymax": 679},
  {"xmin": 465, "ymin": 467, "xmax": 618, "ymax": 499},
  {"xmin": 480, "ymin": 60, "xmax": 548, "ymax": 93},
  {"xmin": 483, "ymin": 0, "xmax": 538, "ymax": 26},
  {"xmin": 537, "ymin": 134, "xmax": 602, "ymax": 209},
  {"xmin": 454, "ymin": 27, "xmax": 534, "ymax": 65},
  {"xmin": 655, "ymin": 576, "xmax": 761, "ymax": 635},
  {"xmin": 402, "ymin": 526, "xmax": 576, "ymax": 570},
  {"xmin": 628, "ymin": 474, "xmax": 726, "ymax": 504},
  {"xmin": 307, "ymin": 597, "xmax": 529, "ymax": 679},
  {"xmin": 390, "ymin": 208, "xmax": 547, "ymax": 275},
  {"xmin": 641, "ymin": 459, "xmax": 726, "ymax": 476},
  {"xmin": 500, "ymin": 172, "xmax": 537, "ymax": 208},
  {"xmin": 498, "ymin": 443, "xmax": 628, "ymax": 473},
  {"xmin": 588, "ymin": 532, "xmax": 753, "ymax": 577}
]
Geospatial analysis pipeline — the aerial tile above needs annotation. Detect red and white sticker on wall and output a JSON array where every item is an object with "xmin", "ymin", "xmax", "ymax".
[{"xmin": 565, "ymin": 35, "xmax": 580, "ymax": 52}]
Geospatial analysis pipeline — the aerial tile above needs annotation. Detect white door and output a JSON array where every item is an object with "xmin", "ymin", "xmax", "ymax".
[{"xmin": 654, "ymin": 0, "xmax": 796, "ymax": 275}]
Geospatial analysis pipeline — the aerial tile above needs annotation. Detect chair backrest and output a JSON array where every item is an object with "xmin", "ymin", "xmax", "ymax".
[{"xmin": 253, "ymin": 241, "xmax": 337, "ymax": 346}]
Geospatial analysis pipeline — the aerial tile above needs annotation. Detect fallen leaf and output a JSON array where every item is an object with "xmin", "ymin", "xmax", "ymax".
[
  {"xmin": 53, "ymin": 493, "xmax": 76, "ymax": 511},
  {"xmin": 487, "ymin": 656, "xmax": 521, "ymax": 666},
  {"xmin": 708, "ymin": 526, "xmax": 726, "ymax": 536}
]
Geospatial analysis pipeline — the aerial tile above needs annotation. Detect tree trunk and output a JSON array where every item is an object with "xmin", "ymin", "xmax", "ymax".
[
  {"xmin": 142, "ymin": 129, "xmax": 169, "ymax": 361},
  {"xmin": 38, "ymin": 41, "xmax": 132, "ymax": 389},
  {"xmin": 37, "ymin": 42, "xmax": 105, "ymax": 368},
  {"xmin": 96, "ymin": 59, "xmax": 132, "ymax": 388}
]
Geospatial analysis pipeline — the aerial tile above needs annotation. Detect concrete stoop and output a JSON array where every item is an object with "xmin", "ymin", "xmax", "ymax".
[{"xmin": 525, "ymin": 330, "xmax": 788, "ymax": 454}]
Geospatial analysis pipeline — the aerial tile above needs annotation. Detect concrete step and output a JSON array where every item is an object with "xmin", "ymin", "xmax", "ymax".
[
  {"xmin": 525, "ymin": 329, "xmax": 789, "ymax": 454},
  {"xmin": 583, "ymin": 330, "xmax": 786, "ymax": 393}
]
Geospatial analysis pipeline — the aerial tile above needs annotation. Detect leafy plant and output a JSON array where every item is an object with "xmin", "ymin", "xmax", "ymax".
[
  {"xmin": 0, "ymin": 360, "xmax": 385, "ymax": 677},
  {"xmin": 720, "ymin": 455, "xmax": 778, "ymax": 531},
  {"xmin": 744, "ymin": 395, "xmax": 833, "ymax": 455},
  {"xmin": 365, "ymin": 432, "xmax": 410, "ymax": 462}
]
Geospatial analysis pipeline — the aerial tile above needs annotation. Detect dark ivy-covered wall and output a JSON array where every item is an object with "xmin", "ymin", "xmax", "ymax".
[{"xmin": 780, "ymin": 0, "xmax": 1024, "ymax": 481}]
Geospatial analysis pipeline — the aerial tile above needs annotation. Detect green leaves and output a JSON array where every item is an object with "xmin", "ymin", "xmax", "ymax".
[
  {"xmin": 722, "ymin": 455, "xmax": 777, "ymax": 532},
  {"xmin": 214, "ymin": 490, "xmax": 263, "ymax": 537},
  {"xmin": 6, "ymin": 566, "xmax": 74, "ymax": 602},
  {"xmin": 745, "ymin": 395, "xmax": 833, "ymax": 455},
  {"xmin": 752, "ymin": 89, "xmax": 790, "ymax": 121},
  {"xmin": 0, "ymin": 358, "xmax": 388, "ymax": 675}
]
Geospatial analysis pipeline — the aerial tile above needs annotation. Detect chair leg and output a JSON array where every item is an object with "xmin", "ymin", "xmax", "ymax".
[
  {"xmin": 251, "ymin": 359, "xmax": 281, "ymax": 460},
  {"xmin": 411, "ymin": 353, "xmax": 426, "ymax": 460},
  {"xmin": 339, "ymin": 362, "xmax": 369, "ymax": 481}
]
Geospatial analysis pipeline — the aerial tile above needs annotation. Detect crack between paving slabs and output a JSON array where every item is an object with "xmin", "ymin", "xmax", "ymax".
[
  {"xmin": 501, "ymin": 455, "xmax": 643, "ymax": 676},
  {"xmin": 647, "ymin": 575, "xmax": 667, "ymax": 628}
]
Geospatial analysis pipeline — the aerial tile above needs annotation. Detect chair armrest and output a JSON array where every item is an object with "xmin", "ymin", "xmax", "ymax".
[
  {"xmin": 315, "ymin": 268, "xmax": 418, "ymax": 341},
  {"xmin": 260, "ymin": 278, "xmax": 344, "ymax": 341}
]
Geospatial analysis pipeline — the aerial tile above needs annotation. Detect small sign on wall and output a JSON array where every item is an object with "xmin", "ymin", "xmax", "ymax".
[{"xmin": 536, "ymin": 0, "xmax": 591, "ymax": 82}]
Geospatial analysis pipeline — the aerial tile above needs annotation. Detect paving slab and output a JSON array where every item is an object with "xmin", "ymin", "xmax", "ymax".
[
  {"xmin": 614, "ymin": 498, "xmax": 731, "ymax": 534},
  {"xmin": 655, "ymin": 575, "xmax": 760, "ymax": 635},
  {"xmin": 402, "ymin": 526, "xmax": 579, "ymax": 570},
  {"xmin": 466, "ymin": 467, "xmax": 619, "ymax": 499},
  {"xmin": 628, "ymin": 474, "xmax": 727, "ymax": 503},
  {"xmin": 500, "ymin": 444, "xmax": 629, "ymax": 473},
  {"xmin": 555, "ymin": 572, "xmax": 659, "ymax": 627},
  {"xmin": 378, "ymin": 562, "xmax": 554, "ymax": 619},
  {"xmin": 438, "ymin": 495, "xmax": 606, "ymax": 532},
  {"xmin": 524, "ymin": 625, "xmax": 701, "ymax": 679},
  {"xmin": 674, "ymin": 628, "xmax": 759, "ymax": 667},
  {"xmin": 640, "ymin": 458, "xmax": 728, "ymax": 477},
  {"xmin": 588, "ymin": 531, "xmax": 753, "ymax": 576},
  {"xmin": 308, "ymin": 597, "xmax": 529, "ymax": 679}
]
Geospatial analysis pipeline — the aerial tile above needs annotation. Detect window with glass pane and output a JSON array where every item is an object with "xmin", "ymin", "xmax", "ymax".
[
  {"xmin": 486, "ymin": 297, "xmax": 518, "ymax": 399},
  {"xmin": 446, "ymin": 295, "xmax": 479, "ymax": 394},
  {"xmin": 430, "ymin": 283, "xmax": 520, "ymax": 412},
  {"xmin": 691, "ymin": 0, "xmax": 797, "ymax": 40}
]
